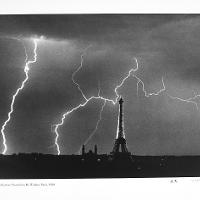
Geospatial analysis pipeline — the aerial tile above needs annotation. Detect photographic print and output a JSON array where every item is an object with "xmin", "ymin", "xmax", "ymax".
[{"xmin": 0, "ymin": 14, "xmax": 200, "ymax": 178}]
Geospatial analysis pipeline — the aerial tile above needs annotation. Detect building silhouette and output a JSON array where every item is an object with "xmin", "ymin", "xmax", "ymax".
[
  {"xmin": 81, "ymin": 144, "xmax": 98, "ymax": 157},
  {"xmin": 94, "ymin": 144, "xmax": 97, "ymax": 155},
  {"xmin": 81, "ymin": 144, "xmax": 85, "ymax": 155}
]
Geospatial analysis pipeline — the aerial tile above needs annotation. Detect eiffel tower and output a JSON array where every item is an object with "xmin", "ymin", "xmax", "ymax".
[{"xmin": 111, "ymin": 97, "xmax": 131, "ymax": 156}]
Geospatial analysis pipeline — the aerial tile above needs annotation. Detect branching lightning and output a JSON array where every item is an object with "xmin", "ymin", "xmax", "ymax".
[
  {"xmin": 77, "ymin": 99, "xmax": 107, "ymax": 154},
  {"xmin": 85, "ymin": 100, "xmax": 106, "ymax": 145},
  {"xmin": 54, "ymin": 55, "xmax": 175, "ymax": 155},
  {"xmin": 167, "ymin": 92, "xmax": 200, "ymax": 110},
  {"xmin": 2, "ymin": 35, "xmax": 198, "ymax": 156},
  {"xmin": 133, "ymin": 58, "xmax": 166, "ymax": 97},
  {"xmin": 134, "ymin": 57, "xmax": 200, "ymax": 110},
  {"xmin": 54, "ymin": 48, "xmax": 136, "ymax": 155},
  {"xmin": 1, "ymin": 38, "xmax": 38, "ymax": 154},
  {"xmin": 54, "ymin": 50, "xmax": 200, "ymax": 155},
  {"xmin": 80, "ymin": 82, "xmax": 107, "ymax": 150},
  {"xmin": 71, "ymin": 45, "xmax": 91, "ymax": 101}
]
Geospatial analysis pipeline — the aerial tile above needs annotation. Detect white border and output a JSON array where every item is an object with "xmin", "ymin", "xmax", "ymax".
[
  {"xmin": 0, "ymin": 0, "xmax": 200, "ymax": 199},
  {"xmin": 0, "ymin": 0, "xmax": 199, "ymax": 14},
  {"xmin": 0, "ymin": 178, "xmax": 200, "ymax": 200}
]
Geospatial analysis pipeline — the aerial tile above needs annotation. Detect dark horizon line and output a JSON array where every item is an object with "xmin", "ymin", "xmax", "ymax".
[{"xmin": 1, "ymin": 152, "xmax": 200, "ymax": 157}]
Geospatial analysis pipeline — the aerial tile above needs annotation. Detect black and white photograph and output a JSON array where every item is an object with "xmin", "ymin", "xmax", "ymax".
[
  {"xmin": 1, "ymin": 0, "xmax": 200, "ymax": 198},
  {"xmin": 1, "ymin": 13, "xmax": 200, "ymax": 179}
]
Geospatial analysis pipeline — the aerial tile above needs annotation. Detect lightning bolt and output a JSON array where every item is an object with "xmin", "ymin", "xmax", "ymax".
[
  {"xmin": 133, "ymin": 57, "xmax": 166, "ymax": 97},
  {"xmin": 71, "ymin": 45, "xmax": 91, "ymax": 101},
  {"xmin": 54, "ymin": 51, "xmax": 200, "ymax": 155},
  {"xmin": 134, "ymin": 57, "xmax": 200, "ymax": 110},
  {"xmin": 77, "ymin": 99, "xmax": 107, "ymax": 154},
  {"xmin": 1, "ymin": 38, "xmax": 38, "ymax": 154},
  {"xmin": 54, "ymin": 48, "xmax": 136, "ymax": 155},
  {"xmin": 167, "ymin": 92, "xmax": 200, "ymax": 110},
  {"xmin": 81, "ymin": 82, "xmax": 106, "ymax": 149},
  {"xmin": 85, "ymin": 100, "xmax": 106, "ymax": 145}
]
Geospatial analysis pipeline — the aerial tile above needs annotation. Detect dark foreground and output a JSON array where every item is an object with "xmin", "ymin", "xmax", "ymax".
[{"xmin": 0, "ymin": 153, "xmax": 200, "ymax": 178}]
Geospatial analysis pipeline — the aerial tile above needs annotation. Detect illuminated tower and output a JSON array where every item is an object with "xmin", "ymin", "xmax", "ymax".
[{"xmin": 111, "ymin": 97, "xmax": 130, "ymax": 155}]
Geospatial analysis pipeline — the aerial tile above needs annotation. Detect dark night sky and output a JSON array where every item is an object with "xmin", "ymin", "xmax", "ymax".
[{"xmin": 0, "ymin": 15, "xmax": 200, "ymax": 155}]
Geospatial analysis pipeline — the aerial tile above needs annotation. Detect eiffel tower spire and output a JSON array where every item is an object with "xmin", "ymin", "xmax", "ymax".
[
  {"xmin": 111, "ymin": 97, "xmax": 130, "ymax": 154},
  {"xmin": 116, "ymin": 97, "xmax": 125, "ymax": 138}
]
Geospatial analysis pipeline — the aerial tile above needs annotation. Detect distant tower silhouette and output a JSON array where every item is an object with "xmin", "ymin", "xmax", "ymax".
[
  {"xmin": 111, "ymin": 97, "xmax": 130, "ymax": 155},
  {"xmin": 81, "ymin": 145, "xmax": 85, "ymax": 155},
  {"xmin": 94, "ymin": 145, "xmax": 97, "ymax": 155}
]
